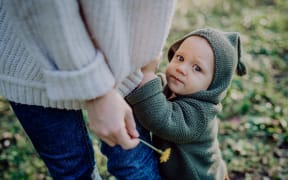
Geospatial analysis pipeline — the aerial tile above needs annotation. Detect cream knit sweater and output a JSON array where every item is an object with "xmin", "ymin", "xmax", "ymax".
[{"xmin": 0, "ymin": 0, "xmax": 175, "ymax": 109}]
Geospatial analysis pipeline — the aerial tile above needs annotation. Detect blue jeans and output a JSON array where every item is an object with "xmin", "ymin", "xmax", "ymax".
[
  {"xmin": 9, "ymin": 102, "xmax": 100, "ymax": 180},
  {"xmin": 101, "ymin": 120, "xmax": 161, "ymax": 180}
]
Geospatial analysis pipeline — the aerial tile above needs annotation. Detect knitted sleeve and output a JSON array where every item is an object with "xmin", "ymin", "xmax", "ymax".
[
  {"xmin": 9, "ymin": 0, "xmax": 115, "ymax": 100},
  {"xmin": 126, "ymin": 78, "xmax": 212, "ymax": 144},
  {"xmin": 8, "ymin": 0, "xmax": 175, "ymax": 100},
  {"xmin": 78, "ymin": 0, "xmax": 176, "ymax": 98}
]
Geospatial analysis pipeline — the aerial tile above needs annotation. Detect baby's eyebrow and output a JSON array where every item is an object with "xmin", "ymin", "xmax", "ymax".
[
  {"xmin": 194, "ymin": 57, "xmax": 208, "ymax": 70},
  {"xmin": 175, "ymin": 49, "xmax": 185, "ymax": 54}
]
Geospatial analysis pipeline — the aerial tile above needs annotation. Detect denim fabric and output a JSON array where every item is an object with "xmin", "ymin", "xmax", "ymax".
[
  {"xmin": 101, "ymin": 120, "xmax": 161, "ymax": 180},
  {"xmin": 9, "ymin": 102, "xmax": 99, "ymax": 180}
]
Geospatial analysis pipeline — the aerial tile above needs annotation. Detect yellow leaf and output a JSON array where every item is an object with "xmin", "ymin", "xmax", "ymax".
[{"xmin": 160, "ymin": 148, "xmax": 171, "ymax": 163}]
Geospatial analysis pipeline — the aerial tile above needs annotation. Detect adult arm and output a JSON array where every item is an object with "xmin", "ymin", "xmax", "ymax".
[
  {"xmin": 11, "ymin": 0, "xmax": 176, "ymax": 148},
  {"xmin": 12, "ymin": 0, "xmax": 176, "ymax": 100},
  {"xmin": 79, "ymin": 0, "xmax": 176, "ymax": 148},
  {"xmin": 10, "ymin": 0, "xmax": 138, "ymax": 149}
]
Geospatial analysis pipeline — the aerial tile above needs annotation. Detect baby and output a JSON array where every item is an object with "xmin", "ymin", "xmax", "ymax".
[{"xmin": 102, "ymin": 28, "xmax": 246, "ymax": 180}]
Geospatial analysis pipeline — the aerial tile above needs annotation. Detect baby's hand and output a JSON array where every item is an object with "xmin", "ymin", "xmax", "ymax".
[
  {"xmin": 141, "ymin": 56, "xmax": 161, "ymax": 74},
  {"xmin": 139, "ymin": 57, "xmax": 161, "ymax": 86}
]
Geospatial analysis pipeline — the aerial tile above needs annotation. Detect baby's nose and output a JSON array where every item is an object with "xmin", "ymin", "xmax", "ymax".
[{"xmin": 176, "ymin": 65, "xmax": 187, "ymax": 76}]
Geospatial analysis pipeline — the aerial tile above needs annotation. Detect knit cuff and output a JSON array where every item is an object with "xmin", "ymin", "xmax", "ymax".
[
  {"xmin": 44, "ymin": 52, "xmax": 115, "ymax": 100},
  {"xmin": 126, "ymin": 77, "xmax": 162, "ymax": 105},
  {"xmin": 118, "ymin": 70, "xmax": 143, "ymax": 97}
]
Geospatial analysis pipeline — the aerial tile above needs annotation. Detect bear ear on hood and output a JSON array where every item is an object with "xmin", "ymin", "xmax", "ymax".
[{"xmin": 224, "ymin": 32, "xmax": 247, "ymax": 76}]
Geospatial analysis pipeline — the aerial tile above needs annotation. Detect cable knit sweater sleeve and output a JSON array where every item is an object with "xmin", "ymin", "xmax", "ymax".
[
  {"xmin": 79, "ymin": 0, "xmax": 176, "ymax": 97},
  {"xmin": 5, "ymin": 0, "xmax": 115, "ymax": 100},
  {"xmin": 126, "ymin": 78, "xmax": 212, "ymax": 143},
  {"xmin": 0, "ymin": 0, "xmax": 175, "ymax": 102}
]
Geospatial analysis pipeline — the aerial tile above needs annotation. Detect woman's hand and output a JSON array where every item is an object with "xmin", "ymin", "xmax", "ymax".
[{"xmin": 86, "ymin": 89, "xmax": 139, "ymax": 149}]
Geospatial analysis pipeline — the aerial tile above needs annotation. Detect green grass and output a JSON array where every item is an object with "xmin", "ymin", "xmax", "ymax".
[{"xmin": 1, "ymin": 0, "xmax": 288, "ymax": 179}]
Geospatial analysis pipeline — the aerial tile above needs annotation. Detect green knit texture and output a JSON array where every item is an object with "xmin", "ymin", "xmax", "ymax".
[{"xmin": 126, "ymin": 78, "xmax": 226, "ymax": 179}]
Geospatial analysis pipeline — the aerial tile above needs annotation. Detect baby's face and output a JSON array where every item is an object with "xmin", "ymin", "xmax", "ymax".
[{"xmin": 166, "ymin": 36, "xmax": 215, "ymax": 95}]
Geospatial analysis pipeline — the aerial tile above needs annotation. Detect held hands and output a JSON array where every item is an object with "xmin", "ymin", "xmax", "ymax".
[{"xmin": 86, "ymin": 89, "xmax": 139, "ymax": 149}]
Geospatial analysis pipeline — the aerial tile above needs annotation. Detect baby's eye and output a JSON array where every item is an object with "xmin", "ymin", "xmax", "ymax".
[
  {"xmin": 192, "ymin": 64, "xmax": 202, "ymax": 72},
  {"xmin": 176, "ymin": 55, "xmax": 184, "ymax": 62}
]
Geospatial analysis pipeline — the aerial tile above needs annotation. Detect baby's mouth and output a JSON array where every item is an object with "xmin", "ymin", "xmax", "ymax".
[{"xmin": 170, "ymin": 75, "xmax": 184, "ymax": 84}]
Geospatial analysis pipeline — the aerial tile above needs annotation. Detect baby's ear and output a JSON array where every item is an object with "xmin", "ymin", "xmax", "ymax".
[{"xmin": 225, "ymin": 32, "xmax": 247, "ymax": 76}]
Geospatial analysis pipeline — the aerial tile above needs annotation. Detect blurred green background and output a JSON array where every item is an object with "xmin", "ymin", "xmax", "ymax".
[{"xmin": 1, "ymin": 0, "xmax": 287, "ymax": 179}]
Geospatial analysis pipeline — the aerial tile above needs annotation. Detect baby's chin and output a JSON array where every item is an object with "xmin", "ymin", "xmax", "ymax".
[
  {"xmin": 168, "ymin": 85, "xmax": 186, "ymax": 96},
  {"xmin": 168, "ymin": 86, "xmax": 198, "ymax": 96}
]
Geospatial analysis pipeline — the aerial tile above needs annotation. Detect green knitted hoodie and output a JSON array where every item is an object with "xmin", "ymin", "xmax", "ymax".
[{"xmin": 126, "ymin": 28, "xmax": 246, "ymax": 180}]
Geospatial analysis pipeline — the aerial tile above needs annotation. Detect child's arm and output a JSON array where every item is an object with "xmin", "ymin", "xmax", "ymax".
[{"xmin": 126, "ymin": 78, "xmax": 219, "ymax": 144}]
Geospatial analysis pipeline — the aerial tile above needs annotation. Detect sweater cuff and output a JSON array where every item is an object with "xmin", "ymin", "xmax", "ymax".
[
  {"xmin": 44, "ymin": 52, "xmax": 115, "ymax": 100},
  {"xmin": 118, "ymin": 70, "xmax": 143, "ymax": 97},
  {"xmin": 126, "ymin": 77, "xmax": 162, "ymax": 105}
]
